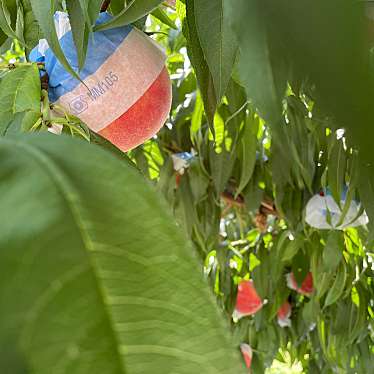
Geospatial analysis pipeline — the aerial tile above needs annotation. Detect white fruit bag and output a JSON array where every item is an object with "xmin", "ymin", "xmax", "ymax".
[{"xmin": 305, "ymin": 187, "xmax": 368, "ymax": 230}]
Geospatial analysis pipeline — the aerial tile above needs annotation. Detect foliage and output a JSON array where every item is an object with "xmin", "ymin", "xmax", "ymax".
[
  {"xmin": 0, "ymin": 134, "xmax": 242, "ymax": 373},
  {"xmin": 0, "ymin": 0, "xmax": 374, "ymax": 373}
]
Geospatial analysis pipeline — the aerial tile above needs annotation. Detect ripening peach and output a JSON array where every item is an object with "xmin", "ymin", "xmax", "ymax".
[
  {"xmin": 277, "ymin": 301, "xmax": 292, "ymax": 327},
  {"xmin": 240, "ymin": 343, "xmax": 253, "ymax": 369},
  {"xmin": 31, "ymin": 12, "xmax": 172, "ymax": 153},
  {"xmin": 99, "ymin": 67, "xmax": 171, "ymax": 151},
  {"xmin": 286, "ymin": 272, "xmax": 314, "ymax": 296},
  {"xmin": 233, "ymin": 280, "xmax": 263, "ymax": 319}
]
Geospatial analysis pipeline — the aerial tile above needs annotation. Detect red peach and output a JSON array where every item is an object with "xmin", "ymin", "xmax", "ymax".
[
  {"xmin": 99, "ymin": 67, "xmax": 172, "ymax": 152},
  {"xmin": 277, "ymin": 301, "xmax": 292, "ymax": 327},
  {"xmin": 240, "ymin": 343, "xmax": 253, "ymax": 369},
  {"xmin": 234, "ymin": 280, "xmax": 263, "ymax": 319},
  {"xmin": 287, "ymin": 272, "xmax": 314, "ymax": 296}
]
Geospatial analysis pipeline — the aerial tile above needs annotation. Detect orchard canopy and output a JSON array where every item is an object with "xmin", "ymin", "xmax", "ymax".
[{"xmin": 0, "ymin": 1, "xmax": 374, "ymax": 373}]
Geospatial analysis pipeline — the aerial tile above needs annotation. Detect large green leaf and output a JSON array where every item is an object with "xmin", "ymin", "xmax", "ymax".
[
  {"xmin": 94, "ymin": 0, "xmax": 163, "ymax": 31},
  {"xmin": 0, "ymin": 64, "xmax": 41, "ymax": 113},
  {"xmin": 267, "ymin": 0, "xmax": 374, "ymax": 168},
  {"xmin": 194, "ymin": 0, "xmax": 237, "ymax": 102},
  {"xmin": 0, "ymin": 134, "xmax": 243, "ymax": 374}
]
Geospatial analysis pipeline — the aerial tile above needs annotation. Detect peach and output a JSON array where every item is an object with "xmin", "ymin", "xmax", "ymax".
[
  {"xmin": 277, "ymin": 301, "xmax": 292, "ymax": 327},
  {"xmin": 287, "ymin": 272, "xmax": 314, "ymax": 296},
  {"xmin": 240, "ymin": 343, "xmax": 253, "ymax": 369},
  {"xmin": 233, "ymin": 280, "xmax": 263, "ymax": 319},
  {"xmin": 99, "ymin": 67, "xmax": 171, "ymax": 152}
]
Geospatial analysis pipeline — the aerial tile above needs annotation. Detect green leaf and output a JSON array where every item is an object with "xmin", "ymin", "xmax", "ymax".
[
  {"xmin": 94, "ymin": 0, "xmax": 164, "ymax": 31},
  {"xmin": 328, "ymin": 139, "xmax": 346, "ymax": 206},
  {"xmin": 322, "ymin": 231, "xmax": 343, "ymax": 272},
  {"xmin": 175, "ymin": 172, "xmax": 198, "ymax": 237},
  {"xmin": 15, "ymin": 0, "xmax": 25, "ymax": 42},
  {"xmin": 281, "ymin": 236, "xmax": 303, "ymax": 263},
  {"xmin": 242, "ymin": 175, "xmax": 263, "ymax": 213},
  {"xmin": 184, "ymin": 0, "xmax": 216, "ymax": 127},
  {"xmin": 303, "ymin": 298, "xmax": 320, "ymax": 326},
  {"xmin": 190, "ymin": 90, "xmax": 203, "ymax": 138},
  {"xmin": 0, "ymin": 64, "xmax": 41, "ymax": 113},
  {"xmin": 316, "ymin": 272, "xmax": 334, "ymax": 301},
  {"xmin": 209, "ymin": 144, "xmax": 236, "ymax": 195},
  {"xmin": 236, "ymin": 115, "xmax": 258, "ymax": 197},
  {"xmin": 151, "ymin": 7, "xmax": 177, "ymax": 30},
  {"xmin": 358, "ymin": 165, "xmax": 374, "ymax": 240},
  {"xmin": 194, "ymin": 0, "xmax": 237, "ymax": 102},
  {"xmin": 66, "ymin": 0, "xmax": 90, "ymax": 70},
  {"xmin": 29, "ymin": 0, "xmax": 81, "ymax": 81},
  {"xmin": 0, "ymin": 134, "xmax": 243, "ymax": 373},
  {"xmin": 84, "ymin": 0, "xmax": 102, "ymax": 26},
  {"xmin": 0, "ymin": 0, "xmax": 20, "ymax": 42},
  {"xmin": 109, "ymin": 0, "xmax": 126, "ymax": 15},
  {"xmin": 291, "ymin": 250, "xmax": 309, "ymax": 287},
  {"xmin": 270, "ymin": 1, "xmax": 374, "ymax": 170},
  {"xmin": 188, "ymin": 160, "xmax": 209, "ymax": 203},
  {"xmin": 226, "ymin": 0, "xmax": 286, "ymax": 125},
  {"xmin": 324, "ymin": 261, "xmax": 347, "ymax": 308},
  {"xmin": 88, "ymin": 130, "xmax": 138, "ymax": 171},
  {"xmin": 0, "ymin": 111, "xmax": 13, "ymax": 134},
  {"xmin": 21, "ymin": 0, "xmax": 41, "ymax": 54},
  {"xmin": 1, "ymin": 110, "xmax": 40, "ymax": 135},
  {"xmin": 0, "ymin": 27, "xmax": 7, "ymax": 46}
]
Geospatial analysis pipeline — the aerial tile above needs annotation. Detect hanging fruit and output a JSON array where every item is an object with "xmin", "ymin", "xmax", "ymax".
[
  {"xmin": 233, "ymin": 280, "xmax": 263, "ymax": 319},
  {"xmin": 286, "ymin": 272, "xmax": 314, "ymax": 296},
  {"xmin": 30, "ymin": 11, "xmax": 172, "ymax": 152},
  {"xmin": 240, "ymin": 343, "xmax": 253, "ymax": 370},
  {"xmin": 277, "ymin": 301, "xmax": 292, "ymax": 328}
]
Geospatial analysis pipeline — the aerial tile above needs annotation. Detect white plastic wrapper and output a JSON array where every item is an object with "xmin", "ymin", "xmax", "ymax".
[
  {"xmin": 171, "ymin": 151, "xmax": 196, "ymax": 175},
  {"xmin": 305, "ymin": 188, "xmax": 368, "ymax": 230}
]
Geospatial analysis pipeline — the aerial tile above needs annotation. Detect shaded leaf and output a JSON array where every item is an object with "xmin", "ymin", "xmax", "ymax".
[
  {"xmin": 282, "ymin": 236, "xmax": 303, "ymax": 263},
  {"xmin": 324, "ymin": 261, "xmax": 347, "ymax": 308},
  {"xmin": 0, "ymin": 64, "xmax": 40, "ymax": 113},
  {"xmin": 291, "ymin": 250, "xmax": 309, "ymax": 287},
  {"xmin": 184, "ymin": 0, "xmax": 216, "ymax": 127},
  {"xmin": 0, "ymin": 134, "xmax": 243, "ymax": 374},
  {"xmin": 236, "ymin": 115, "xmax": 258, "ymax": 197},
  {"xmin": 0, "ymin": 0, "xmax": 18, "ymax": 41},
  {"xmin": 194, "ymin": 0, "xmax": 237, "ymax": 101},
  {"xmin": 322, "ymin": 231, "xmax": 343, "ymax": 272},
  {"xmin": 94, "ymin": 0, "xmax": 163, "ymax": 31},
  {"xmin": 151, "ymin": 7, "xmax": 177, "ymax": 30},
  {"xmin": 226, "ymin": 0, "xmax": 286, "ymax": 125},
  {"xmin": 66, "ymin": 0, "xmax": 89, "ymax": 70},
  {"xmin": 328, "ymin": 139, "xmax": 346, "ymax": 206}
]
